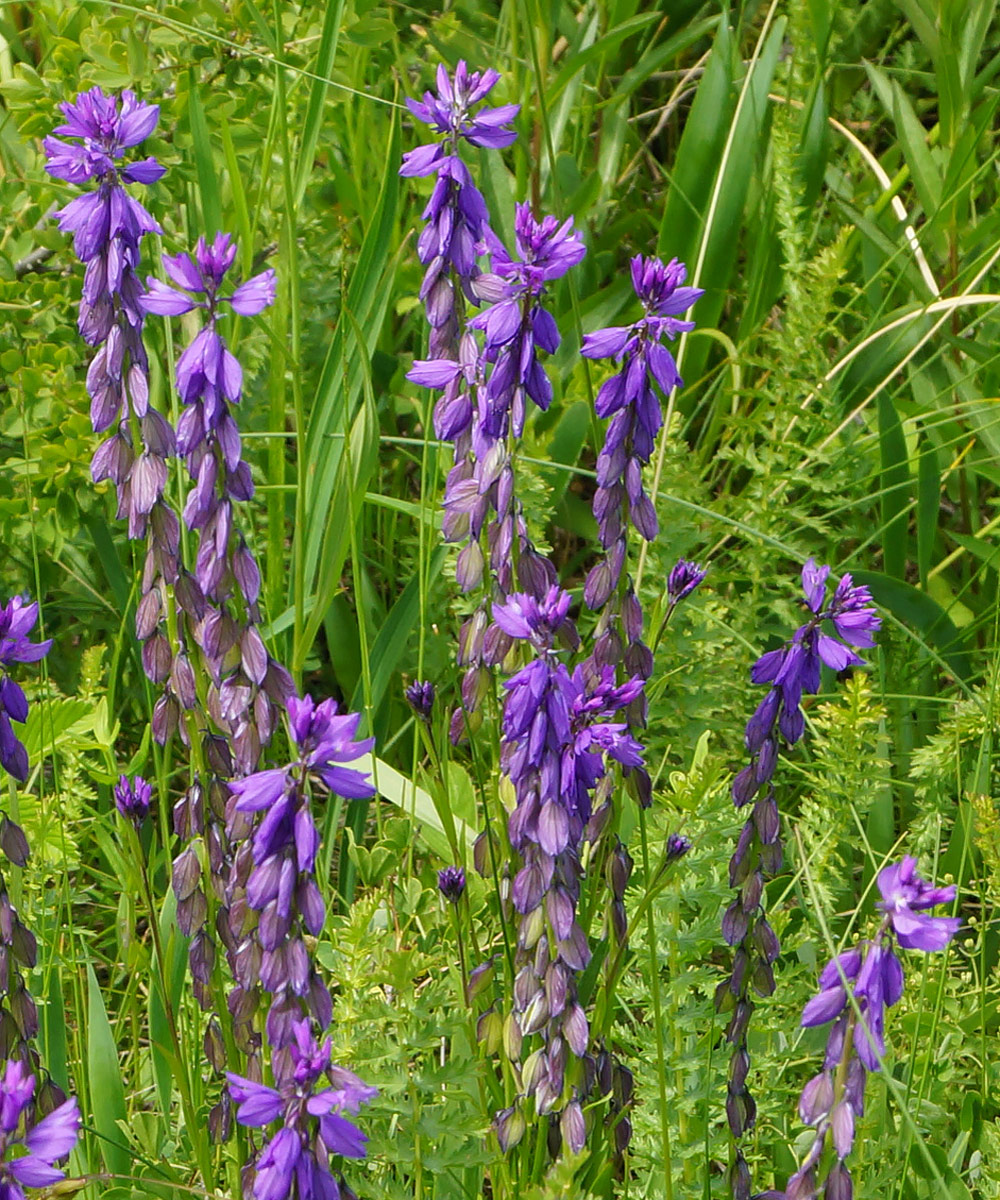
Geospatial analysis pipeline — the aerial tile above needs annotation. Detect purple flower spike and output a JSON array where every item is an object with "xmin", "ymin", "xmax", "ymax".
[
  {"xmin": 582, "ymin": 255, "xmax": 702, "ymax": 607},
  {"xmin": 403, "ymin": 62, "xmax": 518, "ymax": 161},
  {"xmin": 401, "ymin": 62, "xmax": 518, "ymax": 359},
  {"xmin": 229, "ymin": 695, "xmax": 373, "ymax": 1043},
  {"xmin": 777, "ymin": 857, "xmax": 959, "ymax": 1200},
  {"xmin": 468, "ymin": 205, "xmax": 586, "ymax": 439},
  {"xmin": 720, "ymin": 560, "xmax": 880, "ymax": 1199},
  {"xmin": 0, "ymin": 1060, "xmax": 79, "ymax": 1196}
]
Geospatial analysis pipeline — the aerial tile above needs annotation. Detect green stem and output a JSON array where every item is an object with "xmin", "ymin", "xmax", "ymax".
[{"xmin": 638, "ymin": 804, "xmax": 673, "ymax": 1200}]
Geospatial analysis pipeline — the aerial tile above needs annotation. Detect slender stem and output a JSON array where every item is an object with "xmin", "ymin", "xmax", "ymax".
[
  {"xmin": 637, "ymin": 803, "xmax": 674, "ymax": 1200},
  {"xmin": 132, "ymin": 824, "xmax": 215, "ymax": 1190}
]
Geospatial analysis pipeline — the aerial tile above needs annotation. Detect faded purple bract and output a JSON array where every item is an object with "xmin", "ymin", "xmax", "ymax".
[
  {"xmin": 401, "ymin": 62, "xmax": 518, "ymax": 359},
  {"xmin": 0, "ymin": 597, "xmax": 52, "ymax": 785},
  {"xmin": 0, "ymin": 1060, "xmax": 79, "ymax": 1199},
  {"xmin": 778, "ymin": 858, "xmax": 959, "ymax": 1200},
  {"xmin": 228, "ymin": 1020, "xmax": 376, "ymax": 1200},
  {"xmin": 227, "ymin": 695, "xmax": 374, "ymax": 1048},
  {"xmin": 581, "ymin": 255, "xmax": 703, "ymax": 606}
]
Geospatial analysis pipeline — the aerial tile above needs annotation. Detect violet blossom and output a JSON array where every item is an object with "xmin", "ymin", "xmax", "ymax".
[
  {"xmin": 227, "ymin": 695, "xmax": 374, "ymax": 1048},
  {"xmin": 438, "ymin": 866, "xmax": 466, "ymax": 903},
  {"xmin": 761, "ymin": 859, "xmax": 959, "ymax": 1200},
  {"xmin": 481, "ymin": 587, "xmax": 647, "ymax": 1155},
  {"xmin": 140, "ymin": 232, "xmax": 286, "ymax": 775},
  {"xmin": 719, "ymin": 560, "xmax": 879, "ymax": 1200},
  {"xmin": 114, "ymin": 774, "xmax": 151, "ymax": 829},
  {"xmin": 0, "ymin": 1060, "xmax": 79, "ymax": 1199},
  {"xmin": 469, "ymin": 204, "xmax": 586, "ymax": 441},
  {"xmin": 581, "ymin": 256, "xmax": 703, "ymax": 608},
  {"xmin": 401, "ymin": 62, "xmax": 518, "ymax": 359},
  {"xmin": 0, "ymin": 598, "xmax": 51, "ymax": 785},
  {"xmin": 228, "ymin": 1020, "xmax": 376, "ymax": 1200}
]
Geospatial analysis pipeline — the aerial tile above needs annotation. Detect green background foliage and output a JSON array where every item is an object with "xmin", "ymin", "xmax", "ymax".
[{"xmin": 0, "ymin": 0, "xmax": 998, "ymax": 1196}]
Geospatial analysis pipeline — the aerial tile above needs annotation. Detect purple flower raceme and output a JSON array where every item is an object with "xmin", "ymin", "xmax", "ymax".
[
  {"xmin": 45, "ymin": 88, "xmax": 173, "ymax": 542},
  {"xmin": 719, "ymin": 560, "xmax": 880, "ymax": 1200},
  {"xmin": 476, "ymin": 587, "xmax": 649, "ymax": 1157},
  {"xmin": 46, "ymin": 90, "xmax": 188, "ymax": 766},
  {"xmin": 0, "ymin": 596, "xmax": 61, "ymax": 1067},
  {"xmin": 114, "ymin": 774, "xmax": 151, "ymax": 828},
  {"xmin": 760, "ymin": 859, "xmax": 959, "ymax": 1200},
  {"xmin": 0, "ymin": 598, "xmax": 51, "ymax": 785},
  {"xmin": 0, "ymin": 1060, "xmax": 79, "ymax": 1199},
  {"xmin": 469, "ymin": 205, "xmax": 586, "ymax": 442},
  {"xmin": 227, "ymin": 695, "xmax": 374, "ymax": 1049},
  {"xmin": 140, "ymin": 232, "xmax": 286, "ymax": 776},
  {"xmin": 228, "ymin": 1020, "xmax": 376, "ymax": 1200},
  {"xmin": 401, "ymin": 62, "xmax": 518, "ymax": 359},
  {"xmin": 581, "ymin": 256, "xmax": 703, "ymax": 609}
]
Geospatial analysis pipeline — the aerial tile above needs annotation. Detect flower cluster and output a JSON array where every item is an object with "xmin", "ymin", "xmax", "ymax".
[
  {"xmin": 228, "ymin": 696, "xmax": 374, "ymax": 1047},
  {"xmin": 719, "ymin": 561, "xmax": 880, "ymax": 1200},
  {"xmin": 759, "ymin": 858, "xmax": 959, "ymax": 1200},
  {"xmin": 227, "ymin": 1021, "xmax": 377, "ymax": 1200},
  {"xmin": 401, "ymin": 62, "xmax": 518, "ymax": 358},
  {"xmin": 0, "ymin": 598, "xmax": 51, "ymax": 785},
  {"xmin": 140, "ymin": 232, "xmax": 284, "ymax": 775},
  {"xmin": 581, "ymin": 256, "xmax": 703, "ymax": 607},
  {"xmin": 484, "ymin": 588, "xmax": 648, "ymax": 1153},
  {"xmin": 45, "ymin": 87, "xmax": 172, "ymax": 541},
  {"xmin": 469, "ymin": 205, "xmax": 586, "ymax": 441},
  {"xmin": 0, "ymin": 1059, "xmax": 79, "ymax": 1199}
]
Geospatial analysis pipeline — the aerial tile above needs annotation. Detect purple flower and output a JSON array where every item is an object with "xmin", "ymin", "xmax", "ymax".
[
  {"xmin": 228, "ymin": 696, "xmax": 373, "ymax": 1044},
  {"xmin": 402, "ymin": 62, "xmax": 518, "ymax": 163},
  {"xmin": 467, "ymin": 206, "xmax": 585, "ymax": 438},
  {"xmin": 0, "ymin": 1060, "xmax": 79, "ymax": 1198},
  {"xmin": 780, "ymin": 858, "xmax": 959, "ymax": 1200},
  {"xmin": 492, "ymin": 586, "xmax": 572, "ymax": 649},
  {"xmin": 404, "ymin": 680, "xmax": 435, "ymax": 721},
  {"xmin": 666, "ymin": 559, "xmax": 706, "ymax": 606},
  {"xmin": 720, "ymin": 560, "xmax": 880, "ymax": 1195},
  {"xmin": 401, "ymin": 62, "xmax": 517, "ymax": 359},
  {"xmin": 438, "ymin": 865, "xmax": 466, "ymax": 902},
  {"xmin": 876, "ymin": 856, "xmax": 960, "ymax": 951},
  {"xmin": 666, "ymin": 833, "xmax": 691, "ymax": 860},
  {"xmin": 581, "ymin": 256, "xmax": 703, "ymax": 602},
  {"xmin": 0, "ymin": 597, "xmax": 52, "ymax": 784},
  {"xmin": 114, "ymin": 774, "xmax": 151, "ymax": 828},
  {"xmin": 228, "ymin": 1021, "xmax": 376, "ymax": 1200}
]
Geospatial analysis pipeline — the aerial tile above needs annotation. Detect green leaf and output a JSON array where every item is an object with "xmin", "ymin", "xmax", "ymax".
[
  {"xmin": 293, "ymin": 0, "xmax": 346, "ymax": 208},
  {"xmin": 86, "ymin": 961, "xmax": 130, "ymax": 1179},
  {"xmin": 187, "ymin": 69, "xmax": 223, "ymax": 237},
  {"xmin": 877, "ymin": 393, "xmax": 910, "ymax": 579}
]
